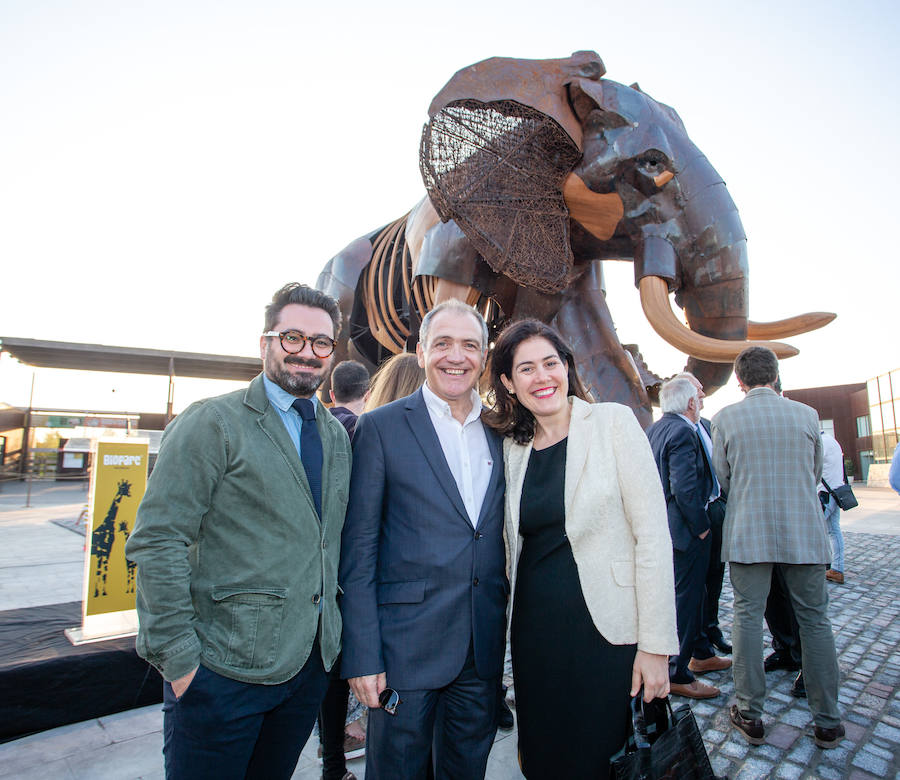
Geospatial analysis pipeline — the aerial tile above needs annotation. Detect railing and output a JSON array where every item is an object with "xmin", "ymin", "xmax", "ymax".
[{"xmin": 0, "ymin": 461, "xmax": 89, "ymax": 505}]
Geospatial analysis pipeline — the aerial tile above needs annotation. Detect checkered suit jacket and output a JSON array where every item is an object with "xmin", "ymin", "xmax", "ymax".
[{"xmin": 711, "ymin": 387, "xmax": 830, "ymax": 564}]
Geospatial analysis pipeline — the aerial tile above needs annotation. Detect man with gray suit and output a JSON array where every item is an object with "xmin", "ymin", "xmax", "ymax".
[
  {"xmin": 712, "ymin": 346, "xmax": 843, "ymax": 749},
  {"xmin": 340, "ymin": 299, "xmax": 506, "ymax": 779}
]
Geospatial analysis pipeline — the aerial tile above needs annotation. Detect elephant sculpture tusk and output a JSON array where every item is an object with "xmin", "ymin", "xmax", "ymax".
[
  {"xmin": 638, "ymin": 276, "xmax": 800, "ymax": 362},
  {"xmin": 747, "ymin": 313, "xmax": 836, "ymax": 340}
]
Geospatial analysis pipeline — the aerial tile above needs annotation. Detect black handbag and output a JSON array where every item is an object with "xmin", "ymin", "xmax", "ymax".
[
  {"xmin": 610, "ymin": 694, "xmax": 717, "ymax": 780},
  {"xmin": 822, "ymin": 478, "xmax": 858, "ymax": 511}
]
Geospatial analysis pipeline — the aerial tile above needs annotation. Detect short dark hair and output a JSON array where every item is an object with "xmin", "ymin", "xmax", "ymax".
[
  {"xmin": 331, "ymin": 360, "xmax": 370, "ymax": 403},
  {"xmin": 734, "ymin": 346, "xmax": 779, "ymax": 389},
  {"xmin": 264, "ymin": 283, "xmax": 341, "ymax": 337},
  {"xmin": 484, "ymin": 319, "xmax": 588, "ymax": 444}
]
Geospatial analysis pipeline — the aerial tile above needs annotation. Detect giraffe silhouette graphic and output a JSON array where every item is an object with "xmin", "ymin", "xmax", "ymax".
[{"xmin": 91, "ymin": 479, "xmax": 133, "ymax": 597}]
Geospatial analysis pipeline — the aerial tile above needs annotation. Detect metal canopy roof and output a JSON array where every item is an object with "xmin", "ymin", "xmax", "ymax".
[{"xmin": 0, "ymin": 337, "xmax": 262, "ymax": 382}]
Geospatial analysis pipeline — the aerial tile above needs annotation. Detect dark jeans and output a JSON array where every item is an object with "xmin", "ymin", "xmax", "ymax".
[
  {"xmin": 319, "ymin": 656, "xmax": 350, "ymax": 780},
  {"xmin": 365, "ymin": 642, "xmax": 499, "ymax": 780},
  {"xmin": 162, "ymin": 643, "xmax": 328, "ymax": 780}
]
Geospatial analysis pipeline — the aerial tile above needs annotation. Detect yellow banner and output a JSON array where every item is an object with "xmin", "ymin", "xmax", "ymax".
[{"xmin": 85, "ymin": 441, "xmax": 148, "ymax": 617}]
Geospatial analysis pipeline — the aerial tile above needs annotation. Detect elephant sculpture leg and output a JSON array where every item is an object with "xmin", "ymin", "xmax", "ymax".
[{"xmin": 551, "ymin": 262, "xmax": 653, "ymax": 427}]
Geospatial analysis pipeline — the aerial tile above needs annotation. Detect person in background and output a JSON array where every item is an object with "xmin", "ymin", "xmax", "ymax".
[
  {"xmin": 819, "ymin": 431, "xmax": 847, "ymax": 585},
  {"xmin": 712, "ymin": 346, "xmax": 843, "ymax": 750},
  {"xmin": 647, "ymin": 377, "xmax": 730, "ymax": 701},
  {"xmin": 329, "ymin": 360, "xmax": 370, "ymax": 439},
  {"xmin": 320, "ymin": 359, "xmax": 371, "ymax": 780},
  {"xmin": 486, "ymin": 319, "xmax": 677, "ymax": 778},
  {"xmin": 675, "ymin": 372, "xmax": 731, "ymax": 657},
  {"xmin": 364, "ymin": 352, "xmax": 426, "ymax": 412},
  {"xmin": 126, "ymin": 283, "xmax": 351, "ymax": 779}
]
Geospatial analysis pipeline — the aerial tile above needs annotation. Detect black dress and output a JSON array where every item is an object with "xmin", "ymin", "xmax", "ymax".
[{"xmin": 510, "ymin": 437, "xmax": 637, "ymax": 778}]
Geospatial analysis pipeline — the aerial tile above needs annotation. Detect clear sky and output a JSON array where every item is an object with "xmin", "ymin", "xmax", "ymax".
[{"xmin": 1, "ymin": 0, "xmax": 898, "ymax": 417}]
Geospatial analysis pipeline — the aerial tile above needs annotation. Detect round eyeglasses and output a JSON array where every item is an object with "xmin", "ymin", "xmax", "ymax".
[{"xmin": 263, "ymin": 330, "xmax": 336, "ymax": 358}]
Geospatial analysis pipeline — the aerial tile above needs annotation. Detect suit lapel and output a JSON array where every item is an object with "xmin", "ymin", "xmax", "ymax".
[
  {"xmin": 504, "ymin": 436, "xmax": 532, "ymax": 536},
  {"xmin": 404, "ymin": 390, "xmax": 470, "ymax": 525},
  {"xmin": 564, "ymin": 398, "xmax": 590, "ymax": 519}
]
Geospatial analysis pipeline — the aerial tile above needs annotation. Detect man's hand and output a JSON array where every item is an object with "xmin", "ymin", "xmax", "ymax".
[
  {"xmin": 170, "ymin": 666, "xmax": 199, "ymax": 699},
  {"xmin": 630, "ymin": 651, "xmax": 670, "ymax": 702},
  {"xmin": 699, "ymin": 529, "xmax": 710, "ymax": 540},
  {"xmin": 349, "ymin": 672, "xmax": 387, "ymax": 709}
]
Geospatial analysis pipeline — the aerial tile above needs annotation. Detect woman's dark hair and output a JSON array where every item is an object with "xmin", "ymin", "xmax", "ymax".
[{"xmin": 484, "ymin": 319, "xmax": 588, "ymax": 444}]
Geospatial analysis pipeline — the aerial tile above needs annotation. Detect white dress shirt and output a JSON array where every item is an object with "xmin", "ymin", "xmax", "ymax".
[
  {"xmin": 819, "ymin": 432, "xmax": 844, "ymax": 492},
  {"xmin": 421, "ymin": 382, "xmax": 492, "ymax": 527}
]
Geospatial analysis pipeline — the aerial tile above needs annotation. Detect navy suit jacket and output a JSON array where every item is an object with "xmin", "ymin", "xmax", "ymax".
[
  {"xmin": 339, "ymin": 388, "xmax": 507, "ymax": 690},
  {"xmin": 646, "ymin": 412, "xmax": 713, "ymax": 552}
]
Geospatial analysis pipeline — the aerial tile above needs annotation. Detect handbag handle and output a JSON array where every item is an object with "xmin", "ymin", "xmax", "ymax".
[{"xmin": 629, "ymin": 690, "xmax": 674, "ymax": 749}]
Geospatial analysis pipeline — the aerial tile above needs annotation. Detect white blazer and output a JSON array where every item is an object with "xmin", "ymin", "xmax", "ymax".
[{"xmin": 503, "ymin": 397, "xmax": 679, "ymax": 655}]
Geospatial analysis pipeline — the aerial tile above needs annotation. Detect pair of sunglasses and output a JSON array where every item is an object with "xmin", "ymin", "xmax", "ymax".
[{"xmin": 378, "ymin": 687, "xmax": 401, "ymax": 715}]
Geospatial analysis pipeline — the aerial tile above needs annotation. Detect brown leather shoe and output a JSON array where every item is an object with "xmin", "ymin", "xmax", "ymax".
[
  {"xmin": 669, "ymin": 680, "xmax": 721, "ymax": 699},
  {"xmin": 814, "ymin": 722, "xmax": 845, "ymax": 748},
  {"xmin": 689, "ymin": 655, "xmax": 733, "ymax": 674},
  {"xmin": 825, "ymin": 569, "xmax": 845, "ymax": 584},
  {"xmin": 730, "ymin": 705, "xmax": 765, "ymax": 745}
]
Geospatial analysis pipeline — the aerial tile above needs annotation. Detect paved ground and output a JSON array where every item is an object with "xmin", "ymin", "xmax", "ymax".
[{"xmin": 1, "ymin": 480, "xmax": 899, "ymax": 779}]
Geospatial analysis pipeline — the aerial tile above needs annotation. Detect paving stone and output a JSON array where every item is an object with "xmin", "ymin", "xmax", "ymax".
[
  {"xmin": 786, "ymin": 737, "xmax": 816, "ymax": 764},
  {"xmin": 874, "ymin": 722, "xmax": 900, "ymax": 742},
  {"xmin": 735, "ymin": 758, "xmax": 774, "ymax": 778},
  {"xmin": 843, "ymin": 719, "xmax": 868, "ymax": 743},
  {"xmin": 766, "ymin": 723, "xmax": 801, "ymax": 750},
  {"xmin": 863, "ymin": 741, "xmax": 895, "ymax": 760},
  {"xmin": 781, "ymin": 707, "xmax": 813, "ymax": 727},
  {"xmin": 852, "ymin": 750, "xmax": 889, "ymax": 776},
  {"xmin": 703, "ymin": 729, "xmax": 728, "ymax": 745},
  {"xmin": 774, "ymin": 763, "xmax": 804, "ymax": 779}
]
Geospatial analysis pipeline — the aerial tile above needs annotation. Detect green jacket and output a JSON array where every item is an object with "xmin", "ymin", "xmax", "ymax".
[{"xmin": 125, "ymin": 374, "xmax": 351, "ymax": 683}]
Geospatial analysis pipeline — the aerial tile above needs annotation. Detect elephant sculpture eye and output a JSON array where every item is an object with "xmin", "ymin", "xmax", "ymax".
[{"xmin": 637, "ymin": 154, "xmax": 667, "ymax": 174}]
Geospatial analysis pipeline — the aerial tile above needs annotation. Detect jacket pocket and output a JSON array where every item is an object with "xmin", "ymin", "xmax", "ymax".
[
  {"xmin": 376, "ymin": 580, "xmax": 426, "ymax": 605},
  {"xmin": 210, "ymin": 587, "xmax": 288, "ymax": 670},
  {"xmin": 611, "ymin": 560, "xmax": 635, "ymax": 587}
]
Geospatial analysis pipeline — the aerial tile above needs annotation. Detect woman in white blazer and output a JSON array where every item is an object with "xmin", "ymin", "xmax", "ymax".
[{"xmin": 485, "ymin": 319, "xmax": 678, "ymax": 779}]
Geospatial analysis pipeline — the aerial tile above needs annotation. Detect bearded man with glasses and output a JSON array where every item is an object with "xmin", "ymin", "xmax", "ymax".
[{"xmin": 127, "ymin": 283, "xmax": 353, "ymax": 779}]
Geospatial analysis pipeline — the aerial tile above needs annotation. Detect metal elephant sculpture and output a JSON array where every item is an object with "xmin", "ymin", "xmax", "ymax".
[{"xmin": 316, "ymin": 51, "xmax": 833, "ymax": 426}]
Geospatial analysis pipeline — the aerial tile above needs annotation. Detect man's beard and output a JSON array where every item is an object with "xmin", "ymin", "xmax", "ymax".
[{"xmin": 266, "ymin": 356, "xmax": 327, "ymax": 397}]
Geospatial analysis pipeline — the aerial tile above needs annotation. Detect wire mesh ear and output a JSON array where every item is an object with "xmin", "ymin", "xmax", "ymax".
[{"xmin": 420, "ymin": 99, "xmax": 581, "ymax": 295}]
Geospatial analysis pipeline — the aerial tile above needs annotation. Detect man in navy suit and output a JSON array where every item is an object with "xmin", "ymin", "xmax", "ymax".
[
  {"xmin": 676, "ymin": 372, "xmax": 731, "ymax": 658},
  {"xmin": 647, "ymin": 377, "xmax": 730, "ymax": 700},
  {"xmin": 339, "ymin": 299, "xmax": 507, "ymax": 780}
]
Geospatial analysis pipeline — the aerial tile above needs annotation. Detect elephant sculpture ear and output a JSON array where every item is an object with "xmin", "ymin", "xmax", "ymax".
[{"xmin": 420, "ymin": 99, "xmax": 581, "ymax": 294}]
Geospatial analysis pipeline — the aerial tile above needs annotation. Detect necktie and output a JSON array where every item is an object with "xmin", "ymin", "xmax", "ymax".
[
  {"xmin": 292, "ymin": 398, "xmax": 323, "ymax": 518},
  {"xmin": 696, "ymin": 423, "xmax": 720, "ymax": 498}
]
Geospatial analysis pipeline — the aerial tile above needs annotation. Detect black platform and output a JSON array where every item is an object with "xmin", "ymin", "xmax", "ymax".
[{"xmin": 0, "ymin": 601, "xmax": 163, "ymax": 742}]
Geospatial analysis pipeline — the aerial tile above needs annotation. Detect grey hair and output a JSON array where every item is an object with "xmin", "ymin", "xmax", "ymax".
[
  {"xmin": 659, "ymin": 377, "xmax": 698, "ymax": 415},
  {"xmin": 419, "ymin": 299, "xmax": 488, "ymax": 352},
  {"xmin": 674, "ymin": 371, "xmax": 699, "ymax": 387}
]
